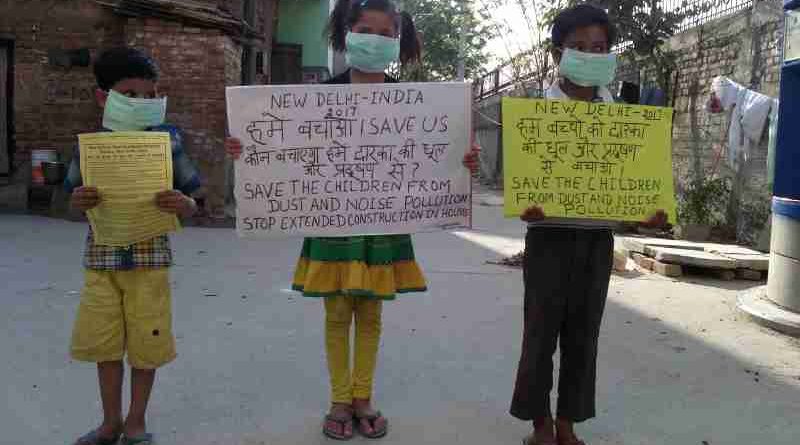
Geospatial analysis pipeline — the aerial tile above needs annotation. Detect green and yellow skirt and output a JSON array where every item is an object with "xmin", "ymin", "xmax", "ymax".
[{"xmin": 292, "ymin": 235, "xmax": 427, "ymax": 300}]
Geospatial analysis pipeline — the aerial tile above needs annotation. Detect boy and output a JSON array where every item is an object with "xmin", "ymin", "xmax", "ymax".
[
  {"xmin": 65, "ymin": 47, "xmax": 200, "ymax": 445},
  {"xmin": 510, "ymin": 5, "xmax": 666, "ymax": 445}
]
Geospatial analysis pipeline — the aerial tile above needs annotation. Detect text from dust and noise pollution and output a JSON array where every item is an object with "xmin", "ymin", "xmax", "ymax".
[
  {"xmin": 227, "ymin": 83, "xmax": 473, "ymax": 237},
  {"xmin": 502, "ymin": 98, "xmax": 676, "ymax": 221}
]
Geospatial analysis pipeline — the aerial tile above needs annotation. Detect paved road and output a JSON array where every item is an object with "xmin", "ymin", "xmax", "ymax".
[{"xmin": 2, "ymin": 200, "xmax": 799, "ymax": 444}]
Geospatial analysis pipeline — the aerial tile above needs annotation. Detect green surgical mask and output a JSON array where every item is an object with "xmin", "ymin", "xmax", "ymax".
[
  {"xmin": 559, "ymin": 48, "xmax": 617, "ymax": 87},
  {"xmin": 102, "ymin": 89, "xmax": 167, "ymax": 131},
  {"xmin": 345, "ymin": 32, "xmax": 400, "ymax": 74}
]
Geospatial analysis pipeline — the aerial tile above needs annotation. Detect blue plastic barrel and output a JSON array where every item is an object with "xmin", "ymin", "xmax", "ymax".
[{"xmin": 773, "ymin": 196, "xmax": 800, "ymax": 221}]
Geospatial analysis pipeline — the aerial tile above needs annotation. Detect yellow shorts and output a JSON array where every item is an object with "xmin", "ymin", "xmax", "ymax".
[{"xmin": 70, "ymin": 268, "xmax": 176, "ymax": 369}]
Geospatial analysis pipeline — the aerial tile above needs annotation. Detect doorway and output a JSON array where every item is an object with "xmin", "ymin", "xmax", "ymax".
[{"xmin": 0, "ymin": 40, "xmax": 12, "ymax": 178}]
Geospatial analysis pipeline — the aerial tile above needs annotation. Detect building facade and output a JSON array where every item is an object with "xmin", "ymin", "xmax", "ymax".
[
  {"xmin": 0, "ymin": 0, "xmax": 279, "ymax": 219},
  {"xmin": 273, "ymin": 0, "xmax": 345, "ymax": 84}
]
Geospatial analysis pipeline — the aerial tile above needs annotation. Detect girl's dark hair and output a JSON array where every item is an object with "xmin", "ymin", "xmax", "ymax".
[
  {"xmin": 93, "ymin": 47, "xmax": 159, "ymax": 91},
  {"xmin": 328, "ymin": 0, "xmax": 421, "ymax": 64},
  {"xmin": 551, "ymin": 4, "xmax": 617, "ymax": 48}
]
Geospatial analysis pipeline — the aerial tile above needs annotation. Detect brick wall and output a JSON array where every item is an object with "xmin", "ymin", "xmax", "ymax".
[
  {"xmin": 1, "ymin": 0, "xmax": 125, "ymax": 176},
  {"xmin": 225, "ymin": 38, "xmax": 243, "ymax": 86},
  {"xmin": 223, "ymin": 0, "xmax": 278, "ymax": 84},
  {"xmin": 125, "ymin": 18, "xmax": 232, "ymax": 216},
  {"xmin": 1, "ymin": 0, "xmax": 278, "ymax": 219},
  {"xmin": 619, "ymin": 1, "xmax": 783, "ymax": 244}
]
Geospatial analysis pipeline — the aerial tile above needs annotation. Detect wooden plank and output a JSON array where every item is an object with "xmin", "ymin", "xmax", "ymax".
[
  {"xmin": 705, "ymin": 245, "xmax": 765, "ymax": 256},
  {"xmin": 621, "ymin": 237, "xmax": 765, "ymax": 262},
  {"xmin": 721, "ymin": 253, "xmax": 770, "ymax": 271},
  {"xmin": 647, "ymin": 246, "xmax": 737, "ymax": 269},
  {"xmin": 621, "ymin": 236, "xmax": 706, "ymax": 254}
]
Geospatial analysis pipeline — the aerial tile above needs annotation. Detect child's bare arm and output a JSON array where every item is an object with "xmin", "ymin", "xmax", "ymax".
[
  {"xmin": 225, "ymin": 137, "xmax": 243, "ymax": 160},
  {"xmin": 463, "ymin": 140, "xmax": 481, "ymax": 176},
  {"xmin": 520, "ymin": 206, "xmax": 545, "ymax": 222},
  {"xmin": 156, "ymin": 190, "xmax": 197, "ymax": 217},
  {"xmin": 70, "ymin": 186, "xmax": 101, "ymax": 212}
]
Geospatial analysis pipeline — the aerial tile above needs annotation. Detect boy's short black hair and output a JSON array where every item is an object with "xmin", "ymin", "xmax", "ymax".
[
  {"xmin": 551, "ymin": 4, "xmax": 616, "ymax": 48},
  {"xmin": 93, "ymin": 47, "xmax": 159, "ymax": 91}
]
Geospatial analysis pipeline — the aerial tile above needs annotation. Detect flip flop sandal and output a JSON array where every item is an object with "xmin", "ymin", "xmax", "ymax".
[
  {"xmin": 354, "ymin": 411, "xmax": 388, "ymax": 439},
  {"xmin": 322, "ymin": 414, "xmax": 354, "ymax": 441},
  {"xmin": 120, "ymin": 433, "xmax": 154, "ymax": 445},
  {"xmin": 73, "ymin": 429, "xmax": 121, "ymax": 445}
]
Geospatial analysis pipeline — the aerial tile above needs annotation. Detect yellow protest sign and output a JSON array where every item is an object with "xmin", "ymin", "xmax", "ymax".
[
  {"xmin": 79, "ymin": 132, "xmax": 180, "ymax": 246},
  {"xmin": 502, "ymin": 98, "xmax": 676, "ymax": 222}
]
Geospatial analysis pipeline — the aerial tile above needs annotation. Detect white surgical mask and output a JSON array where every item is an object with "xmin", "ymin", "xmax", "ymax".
[
  {"xmin": 345, "ymin": 32, "xmax": 400, "ymax": 73},
  {"xmin": 102, "ymin": 89, "xmax": 167, "ymax": 131},
  {"xmin": 559, "ymin": 48, "xmax": 617, "ymax": 87}
]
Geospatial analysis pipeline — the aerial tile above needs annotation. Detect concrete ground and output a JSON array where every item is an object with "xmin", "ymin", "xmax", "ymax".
[{"xmin": 2, "ymin": 196, "xmax": 800, "ymax": 445}]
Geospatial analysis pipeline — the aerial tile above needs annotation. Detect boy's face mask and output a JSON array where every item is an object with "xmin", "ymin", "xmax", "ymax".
[
  {"xmin": 102, "ymin": 89, "xmax": 167, "ymax": 131},
  {"xmin": 558, "ymin": 48, "xmax": 617, "ymax": 87},
  {"xmin": 345, "ymin": 32, "xmax": 400, "ymax": 74}
]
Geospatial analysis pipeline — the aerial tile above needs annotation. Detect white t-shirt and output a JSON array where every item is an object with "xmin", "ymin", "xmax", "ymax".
[
  {"xmin": 545, "ymin": 82, "xmax": 615, "ymax": 102},
  {"xmin": 526, "ymin": 82, "xmax": 616, "ymax": 230}
]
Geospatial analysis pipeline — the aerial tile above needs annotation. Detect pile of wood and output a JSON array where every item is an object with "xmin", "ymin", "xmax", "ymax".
[{"xmin": 617, "ymin": 237, "xmax": 769, "ymax": 281}]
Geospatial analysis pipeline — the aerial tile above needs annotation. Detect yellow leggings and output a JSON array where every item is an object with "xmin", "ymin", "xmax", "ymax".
[{"xmin": 324, "ymin": 296, "xmax": 383, "ymax": 404}]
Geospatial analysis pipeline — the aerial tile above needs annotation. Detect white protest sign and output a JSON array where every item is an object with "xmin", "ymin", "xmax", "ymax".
[{"xmin": 226, "ymin": 82, "xmax": 472, "ymax": 238}]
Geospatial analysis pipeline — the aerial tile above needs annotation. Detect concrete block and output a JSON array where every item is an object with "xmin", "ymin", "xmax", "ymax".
[
  {"xmin": 654, "ymin": 261, "xmax": 683, "ymax": 277},
  {"xmin": 771, "ymin": 213, "xmax": 800, "ymax": 260},
  {"xmin": 739, "ymin": 287, "xmax": 800, "ymax": 338},
  {"xmin": 767, "ymin": 252, "xmax": 800, "ymax": 313}
]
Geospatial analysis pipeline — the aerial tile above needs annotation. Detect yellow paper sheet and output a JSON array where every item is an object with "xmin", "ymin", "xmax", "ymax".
[
  {"xmin": 79, "ymin": 132, "xmax": 180, "ymax": 247},
  {"xmin": 502, "ymin": 98, "xmax": 677, "ymax": 222}
]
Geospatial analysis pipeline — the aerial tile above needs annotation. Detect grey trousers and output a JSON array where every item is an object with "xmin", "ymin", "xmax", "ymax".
[{"xmin": 510, "ymin": 226, "xmax": 613, "ymax": 423}]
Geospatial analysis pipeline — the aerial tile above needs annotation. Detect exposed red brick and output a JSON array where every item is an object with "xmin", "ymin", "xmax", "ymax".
[{"xmin": 2, "ymin": 0, "xmax": 277, "ymax": 218}]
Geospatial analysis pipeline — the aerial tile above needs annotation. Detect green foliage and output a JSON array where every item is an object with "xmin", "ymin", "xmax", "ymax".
[
  {"xmin": 677, "ymin": 176, "xmax": 731, "ymax": 226},
  {"xmin": 737, "ymin": 195, "xmax": 772, "ymax": 245},
  {"xmin": 478, "ymin": 1, "xmax": 556, "ymax": 95},
  {"xmin": 538, "ymin": 0, "xmax": 710, "ymax": 91},
  {"xmin": 538, "ymin": 0, "xmax": 707, "ymax": 53},
  {"xmin": 396, "ymin": 0, "xmax": 494, "ymax": 81}
]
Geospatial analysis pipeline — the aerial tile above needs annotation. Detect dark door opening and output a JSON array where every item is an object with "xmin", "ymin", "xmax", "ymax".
[
  {"xmin": 270, "ymin": 43, "xmax": 302, "ymax": 85},
  {"xmin": 0, "ymin": 39, "xmax": 12, "ymax": 178}
]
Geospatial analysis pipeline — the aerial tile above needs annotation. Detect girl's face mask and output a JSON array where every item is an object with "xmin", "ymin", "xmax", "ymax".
[
  {"xmin": 102, "ymin": 89, "xmax": 167, "ymax": 131},
  {"xmin": 345, "ymin": 32, "xmax": 400, "ymax": 74},
  {"xmin": 558, "ymin": 48, "xmax": 618, "ymax": 87}
]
